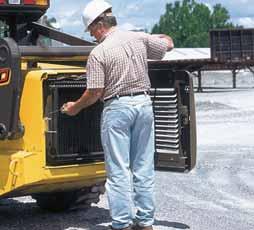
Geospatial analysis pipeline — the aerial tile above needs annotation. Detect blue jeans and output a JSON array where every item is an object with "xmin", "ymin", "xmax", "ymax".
[{"xmin": 101, "ymin": 94, "xmax": 155, "ymax": 229}]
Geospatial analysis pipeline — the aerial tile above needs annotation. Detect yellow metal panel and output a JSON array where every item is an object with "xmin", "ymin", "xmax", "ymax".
[
  {"xmin": 0, "ymin": 139, "xmax": 24, "ymax": 151},
  {"xmin": 0, "ymin": 150, "xmax": 105, "ymax": 197},
  {"xmin": 0, "ymin": 69, "xmax": 48, "ymax": 195},
  {"xmin": 0, "ymin": 154, "xmax": 11, "ymax": 192},
  {"xmin": 21, "ymin": 57, "xmax": 88, "ymax": 64},
  {"xmin": 20, "ymin": 70, "xmax": 45, "ymax": 153},
  {"xmin": 38, "ymin": 63, "xmax": 86, "ymax": 72},
  {"xmin": 0, "ymin": 67, "xmax": 106, "ymax": 198}
]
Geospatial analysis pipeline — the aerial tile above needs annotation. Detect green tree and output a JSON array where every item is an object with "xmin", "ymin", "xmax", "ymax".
[
  {"xmin": 211, "ymin": 4, "xmax": 234, "ymax": 29},
  {"xmin": 152, "ymin": 0, "xmax": 234, "ymax": 47}
]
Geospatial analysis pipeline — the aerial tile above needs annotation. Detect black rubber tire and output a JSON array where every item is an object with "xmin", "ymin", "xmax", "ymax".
[
  {"xmin": 0, "ymin": 123, "xmax": 7, "ymax": 140},
  {"xmin": 32, "ymin": 183, "xmax": 105, "ymax": 212},
  {"xmin": 33, "ymin": 191, "xmax": 77, "ymax": 212}
]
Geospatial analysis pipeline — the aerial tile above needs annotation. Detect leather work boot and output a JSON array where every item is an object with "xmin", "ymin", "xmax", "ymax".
[{"xmin": 132, "ymin": 225, "xmax": 153, "ymax": 230}]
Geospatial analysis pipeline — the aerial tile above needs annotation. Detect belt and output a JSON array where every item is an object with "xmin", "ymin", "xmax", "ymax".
[{"xmin": 104, "ymin": 91, "xmax": 149, "ymax": 102}]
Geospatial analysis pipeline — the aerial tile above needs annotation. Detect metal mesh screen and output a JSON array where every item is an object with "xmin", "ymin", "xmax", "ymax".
[{"xmin": 44, "ymin": 77, "xmax": 104, "ymax": 166}]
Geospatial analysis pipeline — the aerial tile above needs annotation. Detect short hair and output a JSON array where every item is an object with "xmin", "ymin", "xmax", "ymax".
[
  {"xmin": 100, "ymin": 15, "xmax": 117, "ymax": 28},
  {"xmin": 91, "ymin": 9, "xmax": 117, "ymax": 29}
]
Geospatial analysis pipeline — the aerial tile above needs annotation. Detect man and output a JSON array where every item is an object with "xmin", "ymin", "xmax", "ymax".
[{"xmin": 62, "ymin": 0, "xmax": 174, "ymax": 229}]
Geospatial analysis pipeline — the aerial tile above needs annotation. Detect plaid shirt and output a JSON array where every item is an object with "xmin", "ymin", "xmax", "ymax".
[{"xmin": 86, "ymin": 28, "xmax": 168, "ymax": 100}]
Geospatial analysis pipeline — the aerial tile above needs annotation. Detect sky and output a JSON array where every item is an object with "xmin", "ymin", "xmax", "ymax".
[{"xmin": 46, "ymin": 0, "xmax": 254, "ymax": 40}]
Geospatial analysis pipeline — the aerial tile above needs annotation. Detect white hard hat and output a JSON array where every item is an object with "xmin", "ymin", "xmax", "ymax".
[{"xmin": 82, "ymin": 0, "xmax": 112, "ymax": 31}]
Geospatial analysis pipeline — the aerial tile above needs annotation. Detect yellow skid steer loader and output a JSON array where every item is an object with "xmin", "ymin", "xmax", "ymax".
[{"xmin": 0, "ymin": 0, "xmax": 196, "ymax": 212}]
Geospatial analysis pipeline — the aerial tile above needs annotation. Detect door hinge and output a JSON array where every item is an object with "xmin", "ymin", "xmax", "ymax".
[{"xmin": 180, "ymin": 106, "xmax": 189, "ymax": 125}]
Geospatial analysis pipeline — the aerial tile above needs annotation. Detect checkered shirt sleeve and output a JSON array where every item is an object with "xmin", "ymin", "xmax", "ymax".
[
  {"xmin": 86, "ymin": 53, "xmax": 105, "ymax": 89},
  {"xmin": 144, "ymin": 34, "xmax": 168, "ymax": 60}
]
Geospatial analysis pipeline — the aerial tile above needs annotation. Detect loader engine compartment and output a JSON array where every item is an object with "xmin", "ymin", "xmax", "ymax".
[
  {"xmin": 43, "ymin": 75, "xmax": 104, "ymax": 166},
  {"xmin": 43, "ymin": 69, "xmax": 196, "ymax": 171}
]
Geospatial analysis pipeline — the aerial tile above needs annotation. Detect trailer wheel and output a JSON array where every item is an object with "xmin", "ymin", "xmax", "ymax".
[{"xmin": 32, "ymin": 182, "xmax": 105, "ymax": 212}]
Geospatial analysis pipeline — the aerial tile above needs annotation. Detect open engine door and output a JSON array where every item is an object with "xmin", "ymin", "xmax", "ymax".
[{"xmin": 148, "ymin": 63, "xmax": 196, "ymax": 172}]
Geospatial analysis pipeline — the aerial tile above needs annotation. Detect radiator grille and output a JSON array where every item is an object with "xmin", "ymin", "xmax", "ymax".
[
  {"xmin": 44, "ymin": 77, "xmax": 104, "ymax": 166},
  {"xmin": 151, "ymin": 88, "xmax": 180, "ymax": 155}
]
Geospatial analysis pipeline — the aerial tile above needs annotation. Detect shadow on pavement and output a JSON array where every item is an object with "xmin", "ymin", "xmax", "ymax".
[
  {"xmin": 0, "ymin": 199, "xmax": 191, "ymax": 230},
  {"xmin": 0, "ymin": 200, "xmax": 111, "ymax": 230},
  {"xmin": 155, "ymin": 219, "xmax": 190, "ymax": 229}
]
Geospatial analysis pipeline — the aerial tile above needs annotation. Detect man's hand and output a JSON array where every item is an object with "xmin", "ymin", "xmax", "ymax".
[
  {"xmin": 61, "ymin": 88, "xmax": 104, "ymax": 116},
  {"xmin": 152, "ymin": 34, "xmax": 174, "ymax": 51},
  {"xmin": 61, "ymin": 102, "xmax": 81, "ymax": 116}
]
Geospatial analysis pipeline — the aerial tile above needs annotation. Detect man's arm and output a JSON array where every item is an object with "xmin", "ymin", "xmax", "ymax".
[
  {"xmin": 145, "ymin": 33, "xmax": 174, "ymax": 60},
  {"xmin": 61, "ymin": 88, "xmax": 104, "ymax": 116},
  {"xmin": 152, "ymin": 34, "xmax": 174, "ymax": 51}
]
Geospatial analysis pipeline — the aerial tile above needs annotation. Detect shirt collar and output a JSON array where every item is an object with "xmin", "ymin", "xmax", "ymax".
[{"xmin": 99, "ymin": 27, "xmax": 117, "ymax": 43}]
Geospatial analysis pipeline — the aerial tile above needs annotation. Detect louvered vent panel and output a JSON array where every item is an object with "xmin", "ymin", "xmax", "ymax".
[{"xmin": 150, "ymin": 88, "xmax": 180, "ymax": 155}]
